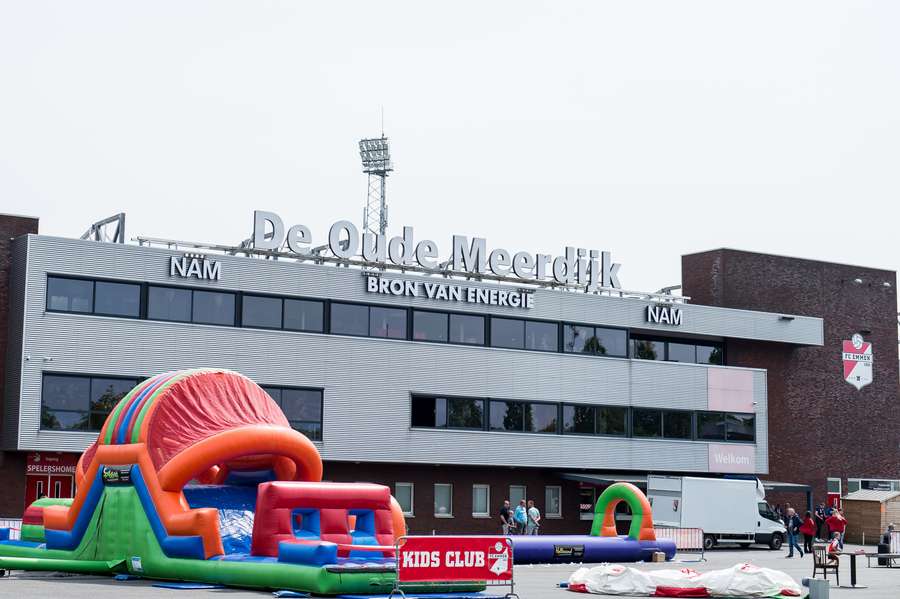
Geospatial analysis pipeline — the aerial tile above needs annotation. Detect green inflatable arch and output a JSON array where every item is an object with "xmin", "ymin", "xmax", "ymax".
[{"xmin": 589, "ymin": 482, "xmax": 656, "ymax": 541}]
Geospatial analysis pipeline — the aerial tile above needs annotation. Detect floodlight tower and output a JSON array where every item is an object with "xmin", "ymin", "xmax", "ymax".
[{"xmin": 359, "ymin": 136, "xmax": 393, "ymax": 236}]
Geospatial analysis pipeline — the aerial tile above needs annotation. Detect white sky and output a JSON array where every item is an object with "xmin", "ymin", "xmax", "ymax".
[{"xmin": 2, "ymin": 1, "xmax": 898, "ymax": 298}]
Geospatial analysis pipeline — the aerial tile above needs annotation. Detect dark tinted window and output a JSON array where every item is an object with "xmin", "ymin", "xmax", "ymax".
[
  {"xmin": 94, "ymin": 281, "xmax": 140, "ymax": 317},
  {"xmin": 447, "ymin": 397, "xmax": 484, "ymax": 429},
  {"xmin": 525, "ymin": 321, "xmax": 558, "ymax": 352},
  {"xmin": 667, "ymin": 342, "xmax": 696, "ymax": 363},
  {"xmin": 597, "ymin": 406, "xmax": 627, "ymax": 435},
  {"xmin": 42, "ymin": 374, "xmax": 137, "ymax": 432},
  {"xmin": 564, "ymin": 325, "xmax": 595, "ymax": 354},
  {"xmin": 413, "ymin": 311, "xmax": 448, "ymax": 342},
  {"xmin": 632, "ymin": 339, "xmax": 664, "ymax": 360},
  {"xmin": 697, "ymin": 345, "xmax": 724, "ymax": 365},
  {"xmin": 284, "ymin": 299, "xmax": 324, "ymax": 332},
  {"xmin": 262, "ymin": 387, "xmax": 281, "ymax": 403},
  {"xmin": 192, "ymin": 290, "xmax": 235, "ymax": 326},
  {"xmin": 148, "ymin": 286, "xmax": 192, "ymax": 322},
  {"xmin": 527, "ymin": 403, "xmax": 558, "ymax": 433},
  {"xmin": 490, "ymin": 400, "xmax": 525, "ymax": 431},
  {"xmin": 491, "ymin": 318, "xmax": 524, "ymax": 349},
  {"xmin": 563, "ymin": 405, "xmax": 595, "ymax": 434},
  {"xmin": 449, "ymin": 314, "xmax": 484, "ymax": 345},
  {"xmin": 370, "ymin": 306, "xmax": 407, "ymax": 339},
  {"xmin": 726, "ymin": 413, "xmax": 755, "ymax": 441},
  {"xmin": 595, "ymin": 328, "xmax": 627, "ymax": 357},
  {"xmin": 663, "ymin": 411, "xmax": 693, "ymax": 439},
  {"xmin": 696, "ymin": 412, "xmax": 726, "ymax": 440},
  {"xmin": 46, "ymin": 277, "xmax": 93, "ymax": 313},
  {"xmin": 242, "ymin": 295, "xmax": 282, "ymax": 329},
  {"xmin": 632, "ymin": 409, "xmax": 662, "ymax": 437},
  {"xmin": 411, "ymin": 396, "xmax": 438, "ymax": 427},
  {"xmin": 265, "ymin": 387, "xmax": 323, "ymax": 441},
  {"xmin": 330, "ymin": 303, "xmax": 369, "ymax": 336}
]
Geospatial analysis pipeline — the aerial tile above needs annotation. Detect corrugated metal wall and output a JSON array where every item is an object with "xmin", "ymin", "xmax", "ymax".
[{"xmin": 9, "ymin": 235, "xmax": 817, "ymax": 473}]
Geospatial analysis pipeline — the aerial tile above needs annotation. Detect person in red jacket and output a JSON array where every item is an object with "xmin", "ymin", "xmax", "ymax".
[
  {"xmin": 799, "ymin": 510, "xmax": 817, "ymax": 553},
  {"xmin": 826, "ymin": 509, "xmax": 848, "ymax": 549}
]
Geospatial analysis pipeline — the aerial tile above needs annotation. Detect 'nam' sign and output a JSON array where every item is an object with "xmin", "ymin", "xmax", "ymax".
[{"xmin": 646, "ymin": 305, "xmax": 682, "ymax": 326}]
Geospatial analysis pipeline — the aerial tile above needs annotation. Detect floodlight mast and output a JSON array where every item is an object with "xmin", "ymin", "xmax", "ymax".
[{"xmin": 360, "ymin": 136, "xmax": 393, "ymax": 237}]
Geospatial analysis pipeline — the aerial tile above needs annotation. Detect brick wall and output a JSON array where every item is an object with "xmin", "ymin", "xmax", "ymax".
[
  {"xmin": 0, "ymin": 214, "xmax": 38, "ymax": 516},
  {"xmin": 683, "ymin": 249, "xmax": 900, "ymax": 505}
]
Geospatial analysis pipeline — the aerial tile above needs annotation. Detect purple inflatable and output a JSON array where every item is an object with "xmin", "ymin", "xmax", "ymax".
[{"xmin": 510, "ymin": 534, "xmax": 676, "ymax": 564}]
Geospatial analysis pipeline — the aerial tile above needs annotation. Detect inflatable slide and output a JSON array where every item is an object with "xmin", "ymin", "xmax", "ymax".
[{"xmin": 0, "ymin": 368, "xmax": 481, "ymax": 595}]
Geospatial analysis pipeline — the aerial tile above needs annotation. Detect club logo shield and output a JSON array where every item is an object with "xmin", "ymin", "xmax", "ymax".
[{"xmin": 842, "ymin": 333, "xmax": 873, "ymax": 390}]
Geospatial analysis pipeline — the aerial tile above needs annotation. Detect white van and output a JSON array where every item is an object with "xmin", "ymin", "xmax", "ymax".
[{"xmin": 648, "ymin": 475, "xmax": 786, "ymax": 550}]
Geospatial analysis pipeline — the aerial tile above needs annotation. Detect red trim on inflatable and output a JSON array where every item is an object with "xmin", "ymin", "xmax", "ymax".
[
  {"xmin": 653, "ymin": 587, "xmax": 711, "ymax": 598},
  {"xmin": 567, "ymin": 583, "xmax": 588, "ymax": 593}
]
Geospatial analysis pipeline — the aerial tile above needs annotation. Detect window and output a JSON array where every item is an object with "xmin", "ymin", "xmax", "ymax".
[
  {"xmin": 632, "ymin": 338, "xmax": 664, "ymax": 360},
  {"xmin": 395, "ymin": 483, "xmax": 414, "ymax": 516},
  {"xmin": 725, "ymin": 413, "xmax": 755, "ymax": 442},
  {"xmin": 667, "ymin": 342, "xmax": 696, "ymax": 363},
  {"xmin": 192, "ymin": 290, "xmax": 235, "ymax": 326},
  {"xmin": 579, "ymin": 486, "xmax": 596, "ymax": 520},
  {"xmin": 490, "ymin": 400, "xmax": 526, "ymax": 432},
  {"xmin": 94, "ymin": 281, "xmax": 140, "ymax": 317},
  {"xmin": 509, "ymin": 485, "xmax": 526, "ymax": 507},
  {"xmin": 597, "ymin": 406, "xmax": 627, "ymax": 436},
  {"xmin": 527, "ymin": 403, "xmax": 559, "ymax": 434},
  {"xmin": 563, "ymin": 404, "xmax": 595, "ymax": 434},
  {"xmin": 434, "ymin": 484, "xmax": 453, "ymax": 517},
  {"xmin": 262, "ymin": 386, "xmax": 323, "ymax": 441},
  {"xmin": 564, "ymin": 324, "xmax": 626, "ymax": 357},
  {"xmin": 472, "ymin": 484, "xmax": 490, "ymax": 517},
  {"xmin": 148, "ymin": 286, "xmax": 192, "ymax": 322},
  {"xmin": 826, "ymin": 478, "xmax": 842, "ymax": 494},
  {"xmin": 491, "ymin": 318, "xmax": 524, "ymax": 349},
  {"xmin": 449, "ymin": 314, "xmax": 484, "ymax": 345},
  {"xmin": 663, "ymin": 411, "xmax": 693, "ymax": 439},
  {"xmin": 411, "ymin": 395, "xmax": 483, "ymax": 430},
  {"xmin": 697, "ymin": 345, "xmax": 724, "ymax": 365},
  {"xmin": 696, "ymin": 412, "xmax": 726, "ymax": 440},
  {"xmin": 283, "ymin": 299, "xmax": 324, "ymax": 332},
  {"xmin": 525, "ymin": 321, "xmax": 558, "ymax": 352},
  {"xmin": 41, "ymin": 373, "xmax": 137, "ymax": 432},
  {"xmin": 46, "ymin": 277, "xmax": 93, "ymax": 313},
  {"xmin": 413, "ymin": 311, "xmax": 448, "ymax": 342},
  {"xmin": 242, "ymin": 295, "xmax": 282, "ymax": 329},
  {"xmin": 632, "ymin": 409, "xmax": 662, "ymax": 438},
  {"xmin": 545, "ymin": 486, "xmax": 562, "ymax": 518},
  {"xmin": 369, "ymin": 306, "xmax": 407, "ymax": 339},
  {"xmin": 330, "ymin": 303, "xmax": 369, "ymax": 336}
]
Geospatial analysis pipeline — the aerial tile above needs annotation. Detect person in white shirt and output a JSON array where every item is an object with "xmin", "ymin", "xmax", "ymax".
[{"xmin": 526, "ymin": 499, "xmax": 541, "ymax": 535}]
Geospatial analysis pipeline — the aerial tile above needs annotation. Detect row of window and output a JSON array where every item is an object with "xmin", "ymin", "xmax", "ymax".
[
  {"xmin": 46, "ymin": 276, "xmax": 723, "ymax": 365},
  {"xmin": 39, "ymin": 373, "xmax": 324, "ymax": 441},
  {"xmin": 411, "ymin": 395, "xmax": 756, "ymax": 442},
  {"xmin": 395, "ymin": 482, "xmax": 562, "ymax": 519}
]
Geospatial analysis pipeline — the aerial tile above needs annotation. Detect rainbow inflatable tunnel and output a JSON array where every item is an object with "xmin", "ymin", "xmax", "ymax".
[{"xmin": 0, "ymin": 369, "xmax": 479, "ymax": 595}]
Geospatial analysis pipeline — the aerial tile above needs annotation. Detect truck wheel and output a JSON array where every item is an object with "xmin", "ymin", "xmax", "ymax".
[
  {"xmin": 703, "ymin": 535, "xmax": 716, "ymax": 550},
  {"xmin": 769, "ymin": 534, "xmax": 783, "ymax": 550}
]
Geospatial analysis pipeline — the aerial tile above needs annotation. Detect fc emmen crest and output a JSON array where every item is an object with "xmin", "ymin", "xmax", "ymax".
[{"xmin": 842, "ymin": 333, "xmax": 873, "ymax": 390}]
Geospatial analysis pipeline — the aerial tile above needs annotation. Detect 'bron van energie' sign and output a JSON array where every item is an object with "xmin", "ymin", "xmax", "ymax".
[{"xmin": 252, "ymin": 211, "xmax": 623, "ymax": 291}]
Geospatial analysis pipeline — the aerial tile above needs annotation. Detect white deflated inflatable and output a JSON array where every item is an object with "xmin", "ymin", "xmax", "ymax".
[{"xmin": 568, "ymin": 562, "xmax": 803, "ymax": 597}]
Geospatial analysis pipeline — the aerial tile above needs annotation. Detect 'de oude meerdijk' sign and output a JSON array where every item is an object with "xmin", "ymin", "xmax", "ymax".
[{"xmin": 252, "ymin": 211, "xmax": 623, "ymax": 291}]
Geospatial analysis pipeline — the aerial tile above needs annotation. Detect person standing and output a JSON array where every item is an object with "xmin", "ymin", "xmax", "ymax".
[
  {"xmin": 499, "ymin": 500, "xmax": 512, "ymax": 535},
  {"xmin": 826, "ymin": 509, "xmax": 847, "ymax": 549},
  {"xmin": 526, "ymin": 499, "xmax": 541, "ymax": 535},
  {"xmin": 814, "ymin": 504, "xmax": 827, "ymax": 540},
  {"xmin": 784, "ymin": 508, "xmax": 804, "ymax": 558},
  {"xmin": 513, "ymin": 499, "xmax": 527, "ymax": 535},
  {"xmin": 799, "ymin": 510, "xmax": 817, "ymax": 554}
]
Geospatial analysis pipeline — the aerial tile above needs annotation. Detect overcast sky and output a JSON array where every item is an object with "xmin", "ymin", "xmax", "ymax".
[{"xmin": 2, "ymin": 1, "xmax": 898, "ymax": 299}]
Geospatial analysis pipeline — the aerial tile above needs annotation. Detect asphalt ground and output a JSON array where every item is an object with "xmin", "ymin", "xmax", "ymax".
[{"xmin": 1, "ymin": 543, "xmax": 897, "ymax": 598}]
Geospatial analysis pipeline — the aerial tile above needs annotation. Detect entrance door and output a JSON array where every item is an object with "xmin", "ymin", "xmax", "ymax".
[
  {"xmin": 49, "ymin": 474, "xmax": 74, "ymax": 499},
  {"xmin": 25, "ymin": 475, "xmax": 49, "ymax": 506}
]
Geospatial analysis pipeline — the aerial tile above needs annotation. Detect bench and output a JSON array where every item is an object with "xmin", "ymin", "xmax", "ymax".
[{"xmin": 865, "ymin": 552, "xmax": 900, "ymax": 568}]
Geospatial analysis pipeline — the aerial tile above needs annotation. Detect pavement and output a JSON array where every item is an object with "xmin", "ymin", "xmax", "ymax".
[{"xmin": 1, "ymin": 544, "xmax": 897, "ymax": 598}]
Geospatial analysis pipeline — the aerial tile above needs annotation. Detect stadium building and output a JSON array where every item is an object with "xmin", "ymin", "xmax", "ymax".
[{"xmin": 1, "ymin": 212, "xmax": 897, "ymax": 534}]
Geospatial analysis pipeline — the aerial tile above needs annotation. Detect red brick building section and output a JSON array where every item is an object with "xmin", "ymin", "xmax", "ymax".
[
  {"xmin": 0, "ymin": 214, "xmax": 39, "ymax": 516},
  {"xmin": 682, "ymin": 249, "xmax": 900, "ymax": 507}
]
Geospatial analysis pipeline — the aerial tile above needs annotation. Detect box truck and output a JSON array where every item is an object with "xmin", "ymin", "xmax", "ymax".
[{"xmin": 647, "ymin": 475, "xmax": 786, "ymax": 550}]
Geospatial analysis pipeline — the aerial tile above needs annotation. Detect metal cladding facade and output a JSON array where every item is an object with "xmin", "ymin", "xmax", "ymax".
[{"xmin": 3, "ymin": 234, "xmax": 825, "ymax": 479}]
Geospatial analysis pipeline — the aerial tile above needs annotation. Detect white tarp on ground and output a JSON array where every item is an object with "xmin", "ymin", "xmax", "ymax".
[{"xmin": 568, "ymin": 563, "xmax": 803, "ymax": 597}]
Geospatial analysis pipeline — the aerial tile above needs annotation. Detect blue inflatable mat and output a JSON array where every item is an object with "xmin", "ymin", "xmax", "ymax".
[
  {"xmin": 152, "ymin": 582, "xmax": 226, "ymax": 589},
  {"xmin": 183, "ymin": 484, "xmax": 257, "ymax": 555}
]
